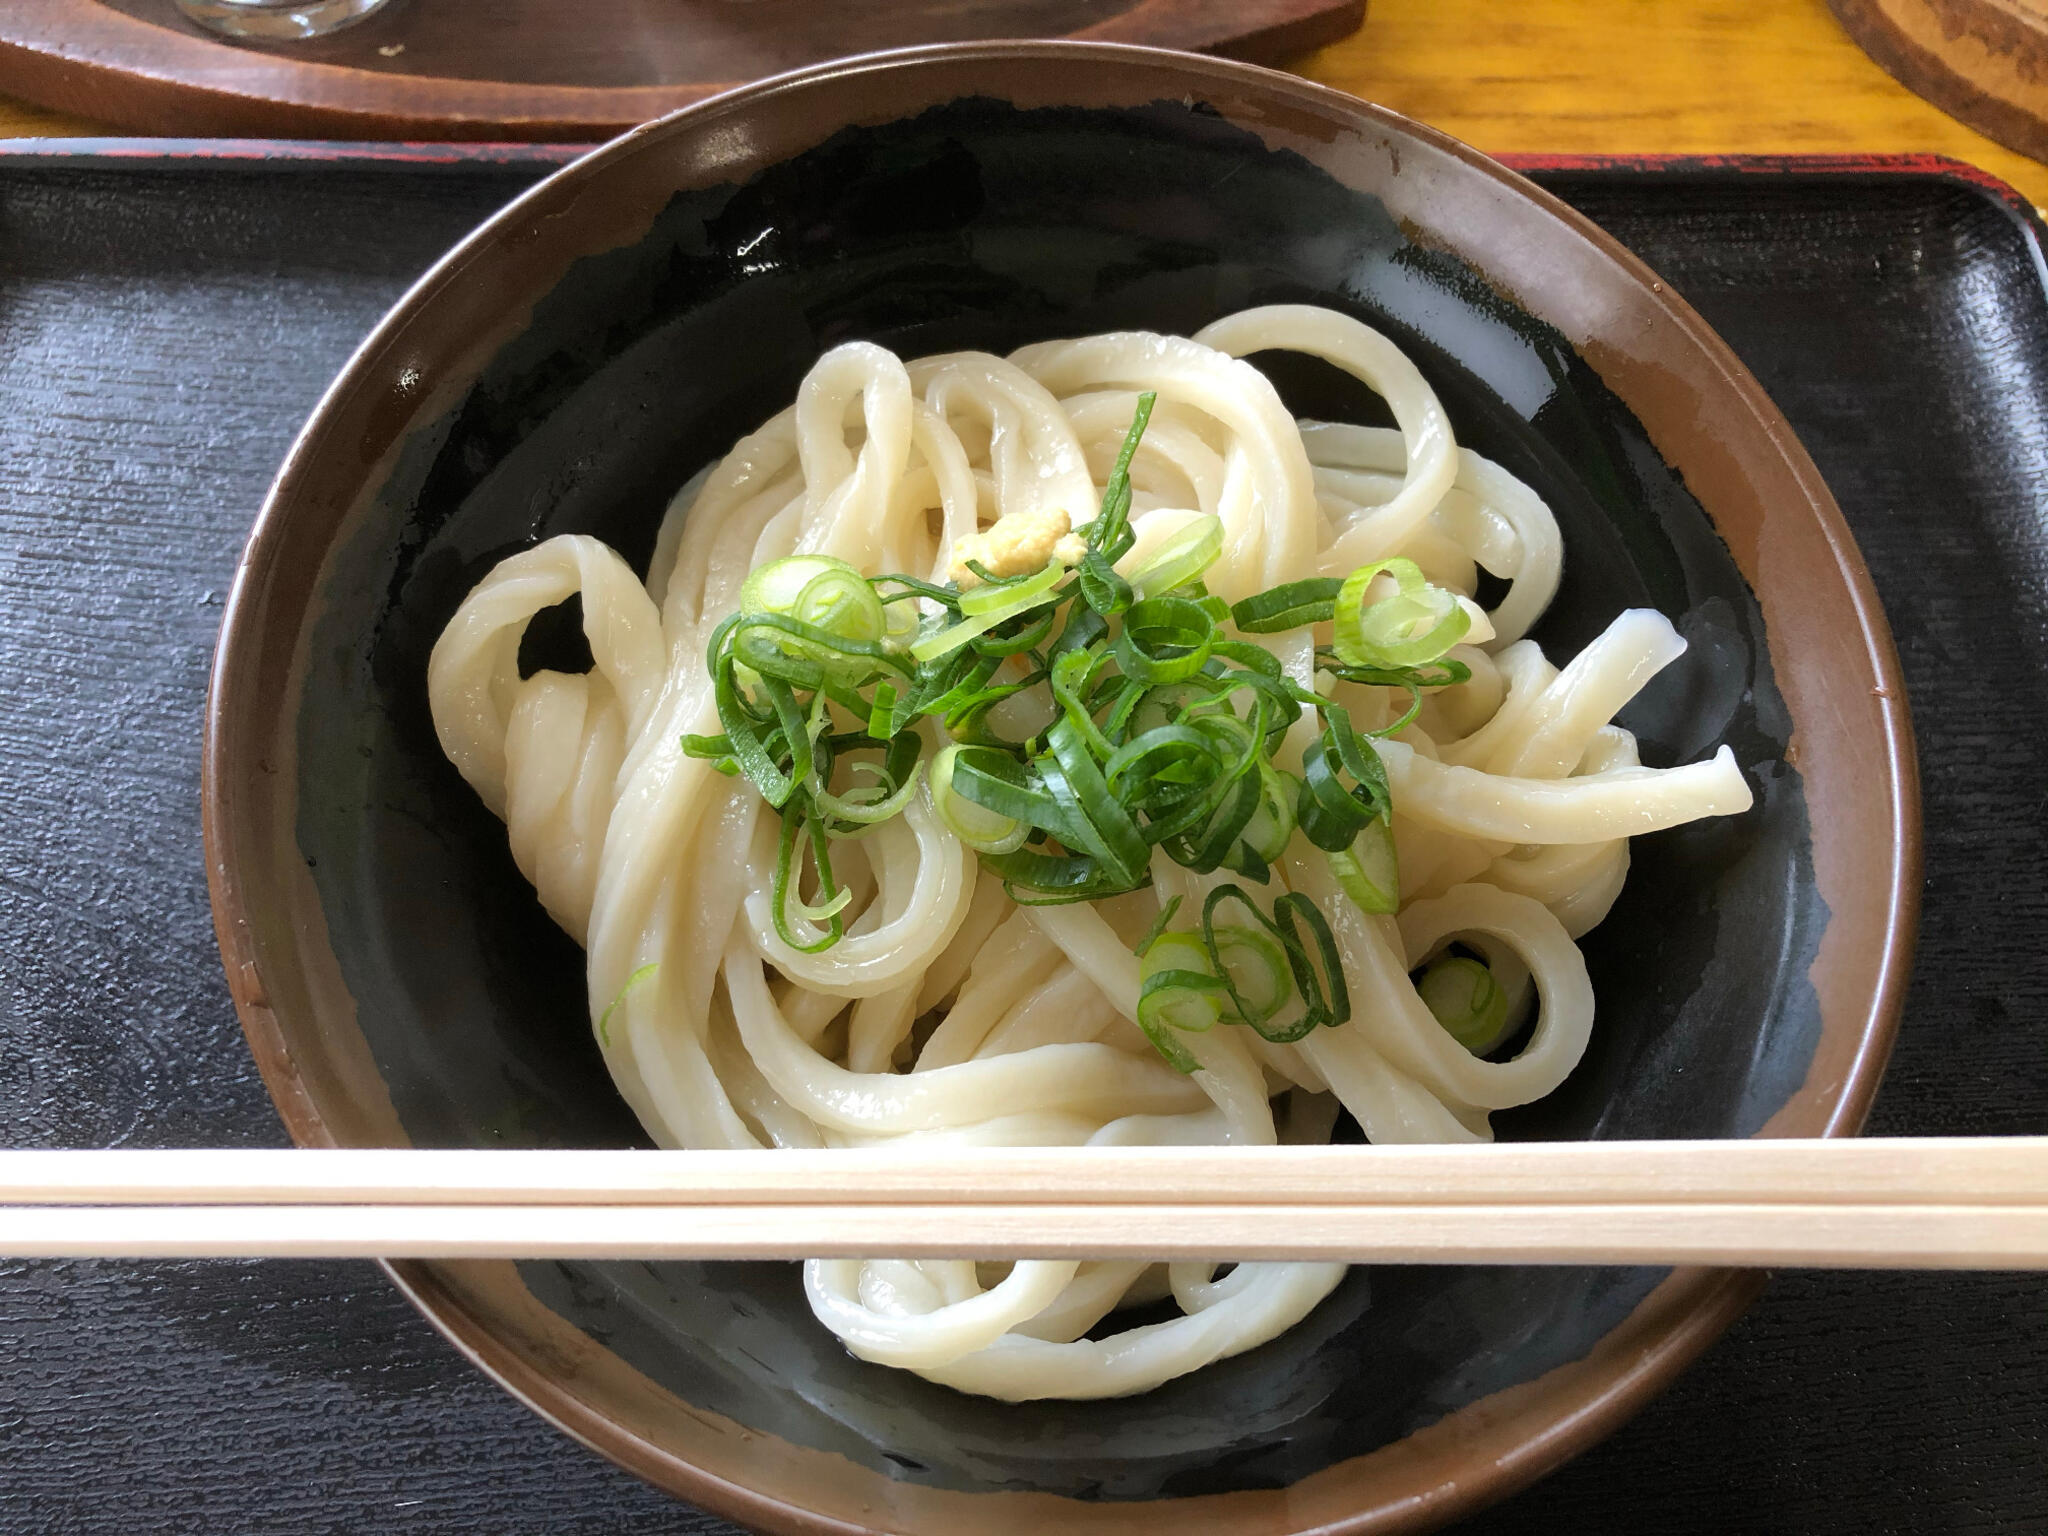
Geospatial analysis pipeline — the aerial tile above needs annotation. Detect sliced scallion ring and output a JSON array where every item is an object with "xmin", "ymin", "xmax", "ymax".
[
  {"xmin": 880, "ymin": 593, "xmax": 922, "ymax": 647},
  {"xmin": 1136, "ymin": 931, "xmax": 1225, "ymax": 1072},
  {"xmin": 1332, "ymin": 557, "xmax": 1470, "ymax": 670},
  {"xmin": 1198, "ymin": 884, "xmax": 1350, "ymax": 1042},
  {"xmin": 737, "ymin": 555, "xmax": 892, "ymax": 688},
  {"xmin": 1327, "ymin": 816, "xmax": 1399, "ymax": 914},
  {"xmin": 814, "ymin": 759, "xmax": 924, "ymax": 831},
  {"xmin": 1210, "ymin": 923, "xmax": 1290, "ymax": 1026},
  {"xmin": 1418, "ymin": 954, "xmax": 1513, "ymax": 1054},
  {"xmin": 741, "ymin": 555, "xmax": 848, "ymax": 620},
  {"xmin": 930, "ymin": 743, "xmax": 1031, "ymax": 854},
  {"xmin": 743, "ymin": 555, "xmax": 884, "ymax": 640},
  {"xmin": 1126, "ymin": 513, "xmax": 1223, "ymax": 600},
  {"xmin": 1112, "ymin": 596, "xmax": 1216, "ymax": 685},
  {"xmin": 913, "ymin": 560, "xmax": 1066, "ymax": 661},
  {"xmin": 1240, "ymin": 762, "xmax": 1300, "ymax": 863},
  {"xmin": 958, "ymin": 557, "xmax": 1066, "ymax": 616}
]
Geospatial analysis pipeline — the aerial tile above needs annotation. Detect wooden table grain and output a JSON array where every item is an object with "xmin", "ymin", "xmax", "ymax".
[
  {"xmin": 1300, "ymin": 0, "xmax": 2048, "ymax": 205},
  {"xmin": 3, "ymin": 0, "xmax": 2045, "ymax": 203}
]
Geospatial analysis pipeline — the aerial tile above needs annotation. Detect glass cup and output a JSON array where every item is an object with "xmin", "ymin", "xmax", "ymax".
[{"xmin": 173, "ymin": 0, "xmax": 397, "ymax": 42}]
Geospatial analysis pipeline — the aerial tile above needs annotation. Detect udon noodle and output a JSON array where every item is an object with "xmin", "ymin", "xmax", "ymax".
[{"xmin": 427, "ymin": 304, "xmax": 1753, "ymax": 1401}]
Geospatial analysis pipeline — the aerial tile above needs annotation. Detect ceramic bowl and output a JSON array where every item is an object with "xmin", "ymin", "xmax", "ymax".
[{"xmin": 201, "ymin": 41, "xmax": 1919, "ymax": 1535}]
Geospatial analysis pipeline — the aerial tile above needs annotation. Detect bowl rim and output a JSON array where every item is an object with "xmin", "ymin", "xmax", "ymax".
[{"xmin": 200, "ymin": 36, "xmax": 1922, "ymax": 1536}]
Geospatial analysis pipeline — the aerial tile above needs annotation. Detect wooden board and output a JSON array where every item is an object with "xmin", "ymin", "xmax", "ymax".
[
  {"xmin": 16, "ymin": 3, "xmax": 2048, "ymax": 211},
  {"xmin": 1829, "ymin": 0, "xmax": 2048, "ymax": 165},
  {"xmin": 0, "ymin": 0, "xmax": 1364, "ymax": 140}
]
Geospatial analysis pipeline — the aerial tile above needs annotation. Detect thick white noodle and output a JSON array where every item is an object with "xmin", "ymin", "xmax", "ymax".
[{"xmin": 426, "ymin": 306, "xmax": 1754, "ymax": 1401}]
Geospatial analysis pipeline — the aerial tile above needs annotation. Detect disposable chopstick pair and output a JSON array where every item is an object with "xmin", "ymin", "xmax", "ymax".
[{"xmin": 2, "ymin": 1139, "xmax": 2042, "ymax": 1268}]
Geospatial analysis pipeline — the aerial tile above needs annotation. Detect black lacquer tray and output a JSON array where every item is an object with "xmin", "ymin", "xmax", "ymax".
[{"xmin": 0, "ymin": 143, "xmax": 2042, "ymax": 1535}]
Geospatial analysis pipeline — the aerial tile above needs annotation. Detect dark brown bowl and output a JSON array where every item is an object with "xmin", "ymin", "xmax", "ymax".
[{"xmin": 200, "ymin": 41, "xmax": 1920, "ymax": 1535}]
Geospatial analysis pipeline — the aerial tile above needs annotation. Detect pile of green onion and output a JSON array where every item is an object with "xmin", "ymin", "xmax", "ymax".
[{"xmin": 684, "ymin": 396, "xmax": 1480, "ymax": 1071}]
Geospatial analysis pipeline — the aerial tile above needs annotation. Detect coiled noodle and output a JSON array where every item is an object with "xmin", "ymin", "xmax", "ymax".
[{"xmin": 428, "ymin": 305, "xmax": 1752, "ymax": 1401}]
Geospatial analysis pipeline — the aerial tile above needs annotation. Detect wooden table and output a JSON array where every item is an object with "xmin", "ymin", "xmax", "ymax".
[{"xmin": 5, "ymin": 0, "xmax": 2045, "ymax": 204}]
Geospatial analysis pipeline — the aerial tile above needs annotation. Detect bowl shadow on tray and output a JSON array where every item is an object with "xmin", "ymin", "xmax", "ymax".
[{"xmin": 290, "ymin": 95, "xmax": 1820, "ymax": 1500}]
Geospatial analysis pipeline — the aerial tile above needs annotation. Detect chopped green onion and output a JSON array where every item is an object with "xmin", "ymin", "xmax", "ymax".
[
  {"xmin": 680, "ymin": 732, "xmax": 741, "ymax": 775},
  {"xmin": 1198, "ymin": 885, "xmax": 1350, "ymax": 1043},
  {"xmin": 1327, "ymin": 816, "xmax": 1399, "ymax": 915},
  {"xmin": 1133, "ymin": 894, "xmax": 1185, "ymax": 958},
  {"xmin": 1048, "ymin": 645, "xmax": 1117, "ymax": 760},
  {"xmin": 1332, "ymin": 557, "xmax": 1469, "ymax": 670},
  {"xmin": 1240, "ymin": 762, "xmax": 1299, "ymax": 863},
  {"xmin": 770, "ymin": 799, "xmax": 846, "ymax": 954},
  {"xmin": 881, "ymin": 594, "xmax": 922, "ymax": 647},
  {"xmin": 930, "ymin": 744, "xmax": 1030, "ymax": 854},
  {"xmin": 793, "ymin": 883, "xmax": 854, "ymax": 923},
  {"xmin": 708, "ymin": 632, "xmax": 800, "ymax": 808},
  {"xmin": 1169, "ymin": 760, "xmax": 1264, "ymax": 874},
  {"xmin": 1104, "ymin": 723, "xmax": 1224, "ymax": 809},
  {"xmin": 958, "ymin": 558, "xmax": 1063, "ymax": 617},
  {"xmin": 1043, "ymin": 721, "xmax": 1150, "ymax": 888},
  {"xmin": 1317, "ymin": 654, "xmax": 1473, "ymax": 697},
  {"xmin": 962, "ymin": 558, "xmax": 1044, "ymax": 593},
  {"xmin": 594, "ymin": 962, "xmax": 658, "ymax": 1047},
  {"xmin": 872, "ymin": 571, "xmax": 960, "ymax": 604},
  {"xmin": 1112, "ymin": 596, "xmax": 1216, "ymax": 685},
  {"xmin": 691, "ymin": 386, "xmax": 1476, "ymax": 971},
  {"xmin": 864, "ymin": 683, "xmax": 899, "ymax": 739},
  {"xmin": 1137, "ymin": 712, "xmax": 1265, "ymax": 855},
  {"xmin": 912, "ymin": 560, "xmax": 1065, "ymax": 661},
  {"xmin": 1127, "ymin": 513, "xmax": 1223, "ymax": 600},
  {"xmin": 1078, "ymin": 549, "xmax": 1133, "ymax": 615},
  {"xmin": 737, "ymin": 555, "xmax": 891, "ymax": 687},
  {"xmin": 1230, "ymin": 577, "xmax": 1343, "ymax": 634},
  {"xmin": 1209, "ymin": 923, "xmax": 1290, "ymax": 1026},
  {"xmin": 1049, "ymin": 601, "xmax": 1109, "ymax": 661},
  {"xmin": 1418, "ymin": 954, "xmax": 1513, "ymax": 1054},
  {"xmin": 740, "ymin": 556, "xmax": 863, "ymax": 628},
  {"xmin": 1296, "ymin": 737, "xmax": 1371, "ymax": 850},
  {"xmin": 814, "ymin": 758, "xmax": 924, "ymax": 830},
  {"xmin": 1122, "ymin": 677, "xmax": 1207, "ymax": 739},
  {"xmin": 1084, "ymin": 392, "xmax": 1157, "ymax": 558},
  {"xmin": 985, "ymin": 844, "xmax": 1140, "ymax": 905},
  {"xmin": 1137, "ymin": 931, "xmax": 1224, "ymax": 1073},
  {"xmin": 1321, "ymin": 703, "xmax": 1393, "ymax": 815}
]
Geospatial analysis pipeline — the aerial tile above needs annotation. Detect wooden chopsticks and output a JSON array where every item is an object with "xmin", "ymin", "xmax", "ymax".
[{"xmin": 3, "ymin": 1139, "xmax": 2041, "ymax": 1267}]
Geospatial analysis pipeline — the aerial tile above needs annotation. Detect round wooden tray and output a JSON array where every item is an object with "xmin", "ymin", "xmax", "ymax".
[
  {"xmin": 1830, "ymin": 0, "xmax": 2048, "ymax": 165},
  {"xmin": 0, "ymin": 0, "xmax": 1366, "ymax": 140}
]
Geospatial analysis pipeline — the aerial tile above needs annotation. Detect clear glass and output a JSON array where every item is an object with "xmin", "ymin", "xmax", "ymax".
[{"xmin": 172, "ymin": 0, "xmax": 397, "ymax": 41}]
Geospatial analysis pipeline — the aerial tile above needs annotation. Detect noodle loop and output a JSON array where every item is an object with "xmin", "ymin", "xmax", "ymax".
[{"xmin": 427, "ymin": 307, "xmax": 1752, "ymax": 1400}]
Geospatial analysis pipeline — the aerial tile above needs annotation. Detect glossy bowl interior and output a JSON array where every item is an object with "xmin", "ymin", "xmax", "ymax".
[{"xmin": 202, "ymin": 42, "xmax": 1919, "ymax": 1536}]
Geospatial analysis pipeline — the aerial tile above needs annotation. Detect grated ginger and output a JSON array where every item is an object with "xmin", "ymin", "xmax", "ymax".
[{"xmin": 949, "ymin": 507, "xmax": 1088, "ymax": 587}]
